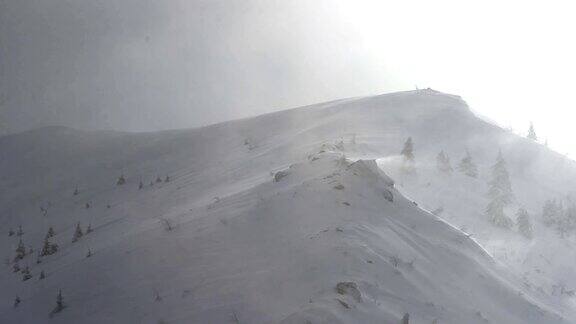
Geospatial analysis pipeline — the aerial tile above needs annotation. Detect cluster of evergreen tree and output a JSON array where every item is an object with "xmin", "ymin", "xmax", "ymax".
[
  {"xmin": 402, "ymin": 138, "xmax": 537, "ymax": 235},
  {"xmin": 401, "ymin": 137, "xmax": 479, "ymax": 178},
  {"xmin": 541, "ymin": 199, "xmax": 576, "ymax": 238}
]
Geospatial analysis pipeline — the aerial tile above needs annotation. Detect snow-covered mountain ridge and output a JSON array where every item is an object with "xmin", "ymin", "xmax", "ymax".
[{"xmin": 1, "ymin": 89, "xmax": 575, "ymax": 323}]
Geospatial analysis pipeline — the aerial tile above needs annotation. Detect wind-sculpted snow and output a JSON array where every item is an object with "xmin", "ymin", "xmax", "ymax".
[{"xmin": 1, "ymin": 90, "xmax": 575, "ymax": 323}]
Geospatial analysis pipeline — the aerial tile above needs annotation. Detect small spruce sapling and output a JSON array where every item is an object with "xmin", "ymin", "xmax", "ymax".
[
  {"xmin": 72, "ymin": 223, "xmax": 83, "ymax": 243},
  {"xmin": 528, "ymin": 122, "xmax": 538, "ymax": 141},
  {"xmin": 50, "ymin": 290, "xmax": 65, "ymax": 315},
  {"xmin": 15, "ymin": 239, "xmax": 26, "ymax": 260},
  {"xmin": 117, "ymin": 174, "xmax": 126, "ymax": 186},
  {"xmin": 436, "ymin": 150, "xmax": 453, "ymax": 173}
]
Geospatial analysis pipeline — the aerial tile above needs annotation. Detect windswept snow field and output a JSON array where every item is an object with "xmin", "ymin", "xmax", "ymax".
[{"xmin": 1, "ymin": 90, "xmax": 576, "ymax": 323}]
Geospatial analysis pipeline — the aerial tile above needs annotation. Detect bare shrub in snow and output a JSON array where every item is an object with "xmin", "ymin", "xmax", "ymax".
[
  {"xmin": 161, "ymin": 219, "xmax": 173, "ymax": 231},
  {"xmin": 400, "ymin": 137, "xmax": 415, "ymax": 174},
  {"xmin": 336, "ymin": 282, "xmax": 362, "ymax": 302}
]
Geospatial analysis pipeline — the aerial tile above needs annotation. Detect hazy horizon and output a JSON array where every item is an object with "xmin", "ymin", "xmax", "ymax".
[{"xmin": 2, "ymin": 0, "xmax": 575, "ymax": 155}]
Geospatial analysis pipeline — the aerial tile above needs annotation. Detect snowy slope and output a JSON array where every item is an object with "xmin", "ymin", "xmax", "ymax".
[{"xmin": 1, "ymin": 90, "xmax": 575, "ymax": 323}]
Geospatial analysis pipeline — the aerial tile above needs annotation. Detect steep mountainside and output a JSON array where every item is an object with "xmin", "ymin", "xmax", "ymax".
[{"xmin": 1, "ymin": 90, "xmax": 575, "ymax": 323}]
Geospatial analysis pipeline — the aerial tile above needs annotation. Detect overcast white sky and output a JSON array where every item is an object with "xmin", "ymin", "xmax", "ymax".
[{"xmin": 1, "ymin": 0, "xmax": 575, "ymax": 155}]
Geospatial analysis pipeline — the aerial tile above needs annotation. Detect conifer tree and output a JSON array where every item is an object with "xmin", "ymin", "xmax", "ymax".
[
  {"xmin": 72, "ymin": 223, "xmax": 83, "ymax": 243},
  {"xmin": 436, "ymin": 150, "xmax": 453, "ymax": 173},
  {"xmin": 22, "ymin": 266, "xmax": 32, "ymax": 281},
  {"xmin": 17, "ymin": 225, "xmax": 24, "ymax": 237},
  {"xmin": 73, "ymin": 187, "xmax": 79, "ymax": 196},
  {"xmin": 400, "ymin": 137, "xmax": 415, "ymax": 173},
  {"xmin": 542, "ymin": 199, "xmax": 562, "ymax": 226},
  {"xmin": 528, "ymin": 122, "xmax": 537, "ymax": 141},
  {"xmin": 86, "ymin": 249, "xmax": 92, "ymax": 258},
  {"xmin": 138, "ymin": 181, "xmax": 144, "ymax": 190},
  {"xmin": 458, "ymin": 150, "xmax": 478, "ymax": 178},
  {"xmin": 41, "ymin": 237, "xmax": 58, "ymax": 256},
  {"xmin": 117, "ymin": 174, "xmax": 126, "ymax": 186},
  {"xmin": 14, "ymin": 296, "xmax": 20, "ymax": 308},
  {"xmin": 39, "ymin": 270, "xmax": 46, "ymax": 280},
  {"xmin": 86, "ymin": 223, "xmax": 93, "ymax": 234},
  {"xmin": 46, "ymin": 227, "xmax": 55, "ymax": 238},
  {"xmin": 8, "ymin": 228, "xmax": 14, "ymax": 236},
  {"xmin": 12, "ymin": 262, "xmax": 20, "ymax": 273},
  {"xmin": 557, "ymin": 204, "xmax": 576, "ymax": 238},
  {"xmin": 485, "ymin": 151, "xmax": 514, "ymax": 228},
  {"xmin": 51, "ymin": 290, "xmax": 65, "ymax": 315},
  {"xmin": 15, "ymin": 239, "xmax": 26, "ymax": 260},
  {"xmin": 156, "ymin": 175, "xmax": 162, "ymax": 183},
  {"xmin": 164, "ymin": 176, "xmax": 170, "ymax": 183},
  {"xmin": 516, "ymin": 208, "xmax": 534, "ymax": 239}
]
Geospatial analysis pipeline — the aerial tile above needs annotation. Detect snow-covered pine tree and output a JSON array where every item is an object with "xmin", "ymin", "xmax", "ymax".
[
  {"xmin": 400, "ymin": 137, "xmax": 415, "ymax": 173},
  {"xmin": 52, "ymin": 290, "xmax": 65, "ymax": 314},
  {"xmin": 485, "ymin": 151, "xmax": 514, "ymax": 228},
  {"xmin": 457, "ymin": 150, "xmax": 478, "ymax": 178},
  {"xmin": 72, "ymin": 223, "xmax": 83, "ymax": 242},
  {"xmin": 164, "ymin": 176, "xmax": 170, "ymax": 183},
  {"xmin": 17, "ymin": 225, "xmax": 24, "ymax": 237},
  {"xmin": 436, "ymin": 150, "xmax": 453, "ymax": 173},
  {"xmin": 528, "ymin": 122, "xmax": 537, "ymax": 141},
  {"xmin": 542, "ymin": 199, "xmax": 562, "ymax": 226},
  {"xmin": 117, "ymin": 174, "xmax": 126, "ymax": 186},
  {"xmin": 41, "ymin": 237, "xmax": 58, "ymax": 256},
  {"xmin": 14, "ymin": 296, "xmax": 20, "ymax": 308},
  {"xmin": 73, "ymin": 187, "xmax": 79, "ymax": 196},
  {"xmin": 516, "ymin": 208, "xmax": 534, "ymax": 239},
  {"xmin": 156, "ymin": 175, "xmax": 162, "ymax": 183},
  {"xmin": 39, "ymin": 270, "xmax": 46, "ymax": 279},
  {"xmin": 15, "ymin": 239, "xmax": 26, "ymax": 260},
  {"xmin": 46, "ymin": 226, "xmax": 55, "ymax": 238},
  {"xmin": 86, "ymin": 223, "xmax": 93, "ymax": 234},
  {"xmin": 557, "ymin": 204, "xmax": 576, "ymax": 238},
  {"xmin": 138, "ymin": 181, "xmax": 144, "ymax": 190},
  {"xmin": 22, "ymin": 266, "xmax": 32, "ymax": 281}
]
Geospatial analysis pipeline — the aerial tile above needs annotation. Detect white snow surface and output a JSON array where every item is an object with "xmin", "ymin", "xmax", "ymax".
[{"xmin": 1, "ymin": 89, "xmax": 575, "ymax": 323}]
